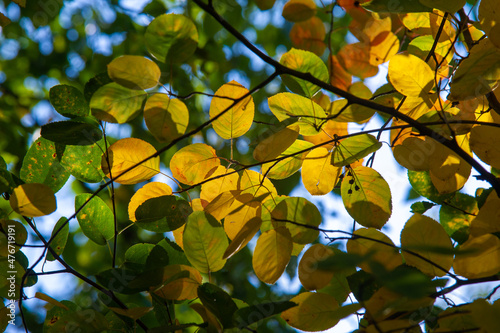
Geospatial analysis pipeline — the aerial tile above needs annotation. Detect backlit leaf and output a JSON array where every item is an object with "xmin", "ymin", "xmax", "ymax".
[
  {"xmin": 20, "ymin": 137, "xmax": 70, "ymax": 193},
  {"xmin": 46, "ymin": 217, "xmax": 69, "ymax": 261},
  {"xmin": 144, "ymin": 94, "xmax": 189, "ymax": 143},
  {"xmin": 40, "ymin": 118, "xmax": 102, "ymax": 146},
  {"xmin": 152, "ymin": 265, "xmax": 202, "ymax": 301},
  {"xmin": 290, "ymin": 17, "xmax": 326, "ymax": 56},
  {"xmin": 101, "ymin": 138, "xmax": 160, "ymax": 185},
  {"xmin": 170, "ymin": 143, "xmax": 220, "ymax": 185},
  {"xmin": 470, "ymin": 191, "xmax": 500, "ymax": 237},
  {"xmin": 453, "ymin": 233, "xmax": 500, "ymax": 279},
  {"xmin": 253, "ymin": 124, "xmax": 299, "ymax": 162},
  {"xmin": 272, "ymin": 197, "xmax": 322, "ymax": 244},
  {"xmin": 362, "ymin": 0, "xmax": 432, "ymax": 12},
  {"xmin": 479, "ymin": 0, "xmax": 500, "ymax": 48},
  {"xmin": 347, "ymin": 228, "xmax": 402, "ymax": 273},
  {"xmin": 58, "ymin": 138, "xmax": 105, "ymax": 183},
  {"xmin": 198, "ymin": 283, "xmax": 238, "ymax": 329},
  {"xmin": 10, "ymin": 183, "xmax": 57, "ymax": 217},
  {"xmin": 90, "ymin": 83, "xmax": 147, "ymax": 123},
  {"xmin": 408, "ymin": 170, "xmax": 453, "ymax": 203},
  {"xmin": 49, "ymin": 84, "xmax": 90, "ymax": 118},
  {"xmin": 302, "ymin": 147, "xmax": 341, "ymax": 195},
  {"xmin": 145, "ymin": 13, "xmax": 198, "ymax": 63},
  {"xmin": 440, "ymin": 193, "xmax": 477, "ymax": 244},
  {"xmin": 282, "ymin": 0, "xmax": 316, "ymax": 22},
  {"xmin": 337, "ymin": 43, "xmax": 378, "ymax": 78},
  {"xmin": 135, "ymin": 195, "xmax": 192, "ymax": 233},
  {"xmin": 128, "ymin": 182, "xmax": 173, "ymax": 222},
  {"xmin": 107, "ymin": 55, "xmax": 160, "ymax": 90},
  {"xmin": 204, "ymin": 190, "xmax": 240, "ymax": 221},
  {"xmin": 332, "ymin": 134, "xmax": 382, "ymax": 167},
  {"xmin": 183, "ymin": 211, "xmax": 228, "ymax": 273},
  {"xmin": 393, "ymin": 137, "xmax": 432, "ymax": 171},
  {"xmin": 252, "ymin": 227, "xmax": 293, "ymax": 284},
  {"xmin": 224, "ymin": 198, "xmax": 261, "ymax": 240},
  {"xmin": 200, "ymin": 166, "xmax": 239, "ymax": 203},
  {"xmin": 233, "ymin": 301, "xmax": 297, "ymax": 328},
  {"xmin": 268, "ymin": 93, "xmax": 326, "ymax": 135},
  {"xmin": 75, "ymin": 193, "xmax": 114, "ymax": 245},
  {"xmin": 261, "ymin": 140, "xmax": 314, "ymax": 179},
  {"xmin": 209, "ymin": 81, "xmax": 255, "ymax": 139},
  {"xmin": 419, "ymin": 0, "xmax": 466, "ymax": 14},
  {"xmin": 298, "ymin": 244, "xmax": 334, "ymax": 290},
  {"xmin": 401, "ymin": 213, "xmax": 453, "ymax": 277},
  {"xmin": 341, "ymin": 166, "xmax": 392, "ymax": 228},
  {"xmin": 279, "ymin": 48, "xmax": 329, "ymax": 97},
  {"xmin": 469, "ymin": 125, "xmax": 500, "ymax": 169},
  {"xmin": 223, "ymin": 216, "xmax": 262, "ymax": 259},
  {"xmin": 388, "ymin": 54, "xmax": 435, "ymax": 97}
]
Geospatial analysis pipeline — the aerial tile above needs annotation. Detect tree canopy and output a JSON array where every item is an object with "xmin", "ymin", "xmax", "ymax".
[{"xmin": 1, "ymin": 0, "xmax": 500, "ymax": 332}]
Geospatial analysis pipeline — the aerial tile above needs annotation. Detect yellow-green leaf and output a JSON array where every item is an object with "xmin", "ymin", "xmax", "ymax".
[
  {"xmin": 341, "ymin": 166, "xmax": 392, "ymax": 228},
  {"xmin": 183, "ymin": 211, "xmax": 228, "ymax": 273},
  {"xmin": 268, "ymin": 92, "xmax": 326, "ymax": 135},
  {"xmin": 470, "ymin": 125, "xmax": 500, "ymax": 169},
  {"xmin": 145, "ymin": 13, "xmax": 198, "ymax": 63},
  {"xmin": 449, "ymin": 39, "xmax": 500, "ymax": 101},
  {"xmin": 393, "ymin": 137, "xmax": 433, "ymax": 171},
  {"xmin": 282, "ymin": 0, "xmax": 316, "ymax": 22},
  {"xmin": 107, "ymin": 55, "xmax": 160, "ymax": 90},
  {"xmin": 470, "ymin": 191, "xmax": 500, "ymax": 237},
  {"xmin": 332, "ymin": 134, "xmax": 382, "ymax": 167},
  {"xmin": 152, "ymin": 264, "xmax": 202, "ymax": 300},
  {"xmin": 271, "ymin": 197, "xmax": 322, "ymax": 244},
  {"xmin": 253, "ymin": 124, "xmax": 299, "ymax": 162},
  {"xmin": 401, "ymin": 213, "xmax": 453, "ymax": 277},
  {"xmin": 9, "ymin": 183, "xmax": 56, "ymax": 217},
  {"xmin": 204, "ymin": 190, "xmax": 240, "ymax": 221},
  {"xmin": 128, "ymin": 182, "xmax": 173, "ymax": 222},
  {"xmin": 170, "ymin": 143, "xmax": 220, "ymax": 185},
  {"xmin": 261, "ymin": 139, "xmax": 314, "ymax": 179},
  {"xmin": 200, "ymin": 166, "xmax": 239, "ymax": 203},
  {"xmin": 281, "ymin": 292, "xmax": 360, "ymax": 332},
  {"xmin": 298, "ymin": 244, "xmax": 334, "ymax": 290},
  {"xmin": 302, "ymin": 147, "xmax": 341, "ymax": 195},
  {"xmin": 90, "ymin": 83, "xmax": 147, "ymax": 123},
  {"xmin": 223, "ymin": 216, "xmax": 262, "ymax": 259},
  {"xmin": 252, "ymin": 227, "xmax": 293, "ymax": 284},
  {"xmin": 347, "ymin": 228, "xmax": 402, "ymax": 274},
  {"xmin": 101, "ymin": 138, "xmax": 160, "ymax": 185},
  {"xmin": 279, "ymin": 48, "xmax": 329, "ymax": 97},
  {"xmin": 75, "ymin": 193, "xmax": 114, "ymax": 245},
  {"xmin": 209, "ymin": 81, "xmax": 255, "ymax": 140},
  {"xmin": 453, "ymin": 233, "xmax": 500, "ymax": 279},
  {"xmin": 388, "ymin": 53, "xmax": 435, "ymax": 97},
  {"xmin": 144, "ymin": 94, "xmax": 189, "ymax": 143},
  {"xmin": 479, "ymin": 0, "xmax": 500, "ymax": 48}
]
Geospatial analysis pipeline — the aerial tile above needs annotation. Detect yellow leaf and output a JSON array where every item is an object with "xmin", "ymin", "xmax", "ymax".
[
  {"xmin": 9, "ymin": 183, "xmax": 56, "ymax": 217},
  {"xmin": 470, "ymin": 191, "xmax": 500, "ymax": 237},
  {"xmin": 369, "ymin": 31, "xmax": 400, "ymax": 66},
  {"xmin": 341, "ymin": 166, "xmax": 392, "ymax": 229},
  {"xmin": 107, "ymin": 55, "xmax": 160, "ymax": 90},
  {"xmin": 347, "ymin": 228, "xmax": 401, "ymax": 274},
  {"xmin": 337, "ymin": 42, "xmax": 378, "ymax": 78},
  {"xmin": 239, "ymin": 169, "xmax": 278, "ymax": 199},
  {"xmin": 397, "ymin": 93, "xmax": 438, "ymax": 120},
  {"xmin": 281, "ymin": 292, "xmax": 359, "ymax": 332},
  {"xmin": 453, "ymin": 233, "xmax": 500, "ymax": 279},
  {"xmin": 152, "ymin": 264, "xmax": 202, "ymax": 300},
  {"xmin": 428, "ymin": 136, "xmax": 471, "ymax": 194},
  {"xmin": 303, "ymin": 118, "xmax": 348, "ymax": 149},
  {"xmin": 169, "ymin": 143, "xmax": 220, "ymax": 185},
  {"xmin": 302, "ymin": 147, "xmax": 341, "ymax": 195},
  {"xmin": 144, "ymin": 94, "xmax": 189, "ymax": 143},
  {"xmin": 298, "ymin": 244, "xmax": 334, "ymax": 290},
  {"xmin": 172, "ymin": 225, "xmax": 184, "ymax": 249},
  {"xmin": 393, "ymin": 137, "xmax": 433, "ymax": 171},
  {"xmin": 200, "ymin": 166, "xmax": 239, "ymax": 203},
  {"xmin": 190, "ymin": 303, "xmax": 223, "ymax": 333},
  {"xmin": 470, "ymin": 125, "xmax": 500, "ymax": 169},
  {"xmin": 223, "ymin": 216, "xmax": 262, "ymax": 259},
  {"xmin": 388, "ymin": 53, "xmax": 435, "ymax": 97},
  {"xmin": 204, "ymin": 190, "xmax": 241, "ymax": 221},
  {"xmin": 282, "ymin": 0, "xmax": 316, "ymax": 22},
  {"xmin": 261, "ymin": 140, "xmax": 314, "ymax": 179},
  {"xmin": 35, "ymin": 292, "xmax": 69, "ymax": 310},
  {"xmin": 401, "ymin": 213, "xmax": 453, "ymax": 277},
  {"xmin": 101, "ymin": 138, "xmax": 160, "ymax": 185},
  {"xmin": 209, "ymin": 81, "xmax": 255, "ymax": 140},
  {"xmin": 479, "ymin": 0, "xmax": 500, "ymax": 48},
  {"xmin": 225, "ymin": 199, "xmax": 261, "ymax": 240},
  {"xmin": 253, "ymin": 124, "xmax": 299, "ymax": 162},
  {"xmin": 290, "ymin": 17, "xmax": 326, "ymax": 56},
  {"xmin": 183, "ymin": 211, "xmax": 228, "ymax": 273},
  {"xmin": 328, "ymin": 55, "xmax": 352, "ymax": 91},
  {"xmin": 128, "ymin": 182, "xmax": 172, "ymax": 222},
  {"xmin": 252, "ymin": 227, "xmax": 293, "ymax": 284}
]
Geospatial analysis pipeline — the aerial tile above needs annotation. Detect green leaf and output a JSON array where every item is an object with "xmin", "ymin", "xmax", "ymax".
[
  {"xmin": 46, "ymin": 217, "xmax": 69, "ymax": 261},
  {"xmin": 84, "ymin": 72, "xmax": 113, "ymax": 101},
  {"xmin": 183, "ymin": 211, "xmax": 228, "ymax": 273},
  {"xmin": 347, "ymin": 270, "xmax": 380, "ymax": 302},
  {"xmin": 233, "ymin": 301, "xmax": 297, "ymax": 328},
  {"xmin": 47, "ymin": 308, "xmax": 108, "ymax": 333},
  {"xmin": 124, "ymin": 243, "xmax": 156, "ymax": 271},
  {"xmin": 49, "ymin": 84, "xmax": 90, "ymax": 118},
  {"xmin": 362, "ymin": 0, "xmax": 432, "ymax": 13},
  {"xmin": 419, "ymin": 0, "xmax": 466, "ymax": 14},
  {"xmin": 90, "ymin": 83, "xmax": 147, "ymax": 123},
  {"xmin": 439, "ymin": 193, "xmax": 477, "ymax": 244},
  {"xmin": 332, "ymin": 134, "xmax": 382, "ymax": 167},
  {"xmin": 341, "ymin": 166, "xmax": 392, "ymax": 229},
  {"xmin": 96, "ymin": 268, "xmax": 143, "ymax": 294},
  {"xmin": 135, "ymin": 195, "xmax": 192, "ymax": 233},
  {"xmin": 156, "ymin": 237, "xmax": 190, "ymax": 266},
  {"xmin": 280, "ymin": 48, "xmax": 328, "ymax": 97},
  {"xmin": 381, "ymin": 265, "xmax": 446, "ymax": 298},
  {"xmin": 198, "ymin": 282, "xmax": 238, "ymax": 329},
  {"xmin": 20, "ymin": 137, "xmax": 70, "ymax": 193},
  {"xmin": 271, "ymin": 197, "xmax": 322, "ymax": 244},
  {"xmin": 75, "ymin": 193, "xmax": 114, "ymax": 245},
  {"xmin": 410, "ymin": 201, "xmax": 436, "ymax": 214},
  {"xmin": 0, "ymin": 167, "xmax": 16, "ymax": 194},
  {"xmin": 40, "ymin": 118, "xmax": 102, "ymax": 146},
  {"xmin": 408, "ymin": 170, "xmax": 453, "ymax": 203},
  {"xmin": 107, "ymin": 55, "xmax": 161, "ymax": 90},
  {"xmin": 57, "ymin": 138, "xmax": 105, "ymax": 183},
  {"xmin": 145, "ymin": 13, "xmax": 199, "ymax": 63}
]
